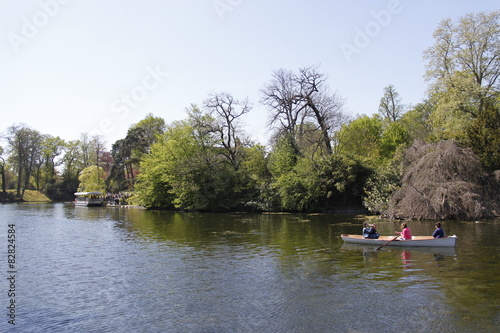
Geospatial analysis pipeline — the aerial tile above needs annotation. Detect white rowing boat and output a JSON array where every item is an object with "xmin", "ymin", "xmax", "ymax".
[{"xmin": 341, "ymin": 234, "xmax": 457, "ymax": 247}]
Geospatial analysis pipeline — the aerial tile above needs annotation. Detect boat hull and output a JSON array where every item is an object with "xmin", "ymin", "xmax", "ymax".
[
  {"xmin": 74, "ymin": 200, "xmax": 105, "ymax": 207},
  {"xmin": 341, "ymin": 234, "xmax": 457, "ymax": 247},
  {"xmin": 74, "ymin": 192, "xmax": 105, "ymax": 207}
]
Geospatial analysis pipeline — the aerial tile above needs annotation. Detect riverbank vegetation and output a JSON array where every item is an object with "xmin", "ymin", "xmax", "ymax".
[{"xmin": 1, "ymin": 11, "xmax": 499, "ymax": 219}]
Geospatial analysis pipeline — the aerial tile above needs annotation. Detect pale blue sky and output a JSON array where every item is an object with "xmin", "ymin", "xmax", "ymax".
[{"xmin": 1, "ymin": 0, "xmax": 499, "ymax": 149}]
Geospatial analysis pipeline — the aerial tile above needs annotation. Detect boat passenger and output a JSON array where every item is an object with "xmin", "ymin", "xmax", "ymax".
[
  {"xmin": 364, "ymin": 224, "xmax": 380, "ymax": 239},
  {"xmin": 395, "ymin": 223, "xmax": 412, "ymax": 240},
  {"xmin": 432, "ymin": 222, "xmax": 445, "ymax": 238},
  {"xmin": 362, "ymin": 222, "xmax": 370, "ymax": 238}
]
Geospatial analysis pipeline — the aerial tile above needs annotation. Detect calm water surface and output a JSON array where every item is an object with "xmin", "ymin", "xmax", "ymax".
[{"xmin": 1, "ymin": 203, "xmax": 499, "ymax": 332}]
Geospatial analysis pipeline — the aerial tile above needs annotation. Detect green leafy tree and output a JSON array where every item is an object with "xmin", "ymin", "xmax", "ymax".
[
  {"xmin": 5, "ymin": 124, "xmax": 43, "ymax": 199},
  {"xmin": 107, "ymin": 114, "xmax": 166, "ymax": 193},
  {"xmin": 239, "ymin": 144, "xmax": 274, "ymax": 210},
  {"xmin": 134, "ymin": 135, "xmax": 176, "ymax": 209},
  {"xmin": 270, "ymin": 153, "xmax": 369, "ymax": 212},
  {"xmin": 424, "ymin": 11, "xmax": 499, "ymax": 94},
  {"xmin": 34, "ymin": 135, "xmax": 65, "ymax": 190},
  {"xmin": 466, "ymin": 99, "xmax": 500, "ymax": 170},
  {"xmin": 399, "ymin": 100, "xmax": 434, "ymax": 142},
  {"xmin": 77, "ymin": 165, "xmax": 105, "ymax": 193},
  {"xmin": 137, "ymin": 104, "xmax": 259, "ymax": 210},
  {"xmin": 317, "ymin": 154, "xmax": 370, "ymax": 210},
  {"xmin": 336, "ymin": 115, "xmax": 383, "ymax": 167},
  {"xmin": 363, "ymin": 155, "xmax": 403, "ymax": 214},
  {"xmin": 61, "ymin": 140, "xmax": 84, "ymax": 180},
  {"xmin": 273, "ymin": 157, "xmax": 322, "ymax": 211},
  {"xmin": 44, "ymin": 139, "xmax": 85, "ymax": 201},
  {"xmin": 428, "ymin": 71, "xmax": 483, "ymax": 141},
  {"xmin": 107, "ymin": 138, "xmax": 130, "ymax": 193},
  {"xmin": 379, "ymin": 122, "xmax": 411, "ymax": 159},
  {"xmin": 268, "ymin": 134, "xmax": 300, "ymax": 178},
  {"xmin": 378, "ymin": 84, "xmax": 405, "ymax": 122},
  {"xmin": 136, "ymin": 120, "xmax": 213, "ymax": 210},
  {"xmin": 132, "ymin": 113, "xmax": 166, "ymax": 149},
  {"xmin": 0, "ymin": 146, "xmax": 6, "ymax": 193},
  {"xmin": 424, "ymin": 11, "xmax": 500, "ymax": 140}
]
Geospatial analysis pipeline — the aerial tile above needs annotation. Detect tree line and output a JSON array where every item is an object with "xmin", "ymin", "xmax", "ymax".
[{"xmin": 1, "ymin": 11, "xmax": 499, "ymax": 213}]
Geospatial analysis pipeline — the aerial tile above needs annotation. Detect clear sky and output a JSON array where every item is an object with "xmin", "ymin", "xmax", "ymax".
[{"xmin": 1, "ymin": 0, "xmax": 498, "ymax": 149}]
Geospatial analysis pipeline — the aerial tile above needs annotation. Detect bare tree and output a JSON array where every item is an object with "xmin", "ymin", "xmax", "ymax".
[
  {"xmin": 261, "ymin": 66, "xmax": 345, "ymax": 155},
  {"xmin": 261, "ymin": 69, "xmax": 303, "ymax": 138},
  {"xmin": 203, "ymin": 92, "xmax": 251, "ymax": 167}
]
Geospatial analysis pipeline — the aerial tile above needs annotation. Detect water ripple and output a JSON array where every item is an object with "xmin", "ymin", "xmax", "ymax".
[{"xmin": 1, "ymin": 204, "xmax": 497, "ymax": 332}]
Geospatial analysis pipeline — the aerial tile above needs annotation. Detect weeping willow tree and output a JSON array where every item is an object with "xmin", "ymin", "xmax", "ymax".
[
  {"xmin": 77, "ymin": 165, "xmax": 106, "ymax": 193},
  {"xmin": 385, "ymin": 141, "xmax": 500, "ymax": 220}
]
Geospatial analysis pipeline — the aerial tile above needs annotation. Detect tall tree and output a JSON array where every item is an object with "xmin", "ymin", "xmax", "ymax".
[
  {"xmin": 399, "ymin": 99, "xmax": 434, "ymax": 142},
  {"xmin": 61, "ymin": 140, "xmax": 85, "ymax": 181},
  {"xmin": 424, "ymin": 11, "xmax": 500, "ymax": 118},
  {"xmin": 107, "ymin": 114, "xmax": 165, "ymax": 193},
  {"xmin": 107, "ymin": 139, "xmax": 128, "ymax": 193},
  {"xmin": 79, "ymin": 133, "xmax": 92, "ymax": 167},
  {"xmin": 336, "ymin": 115, "xmax": 383, "ymax": 168},
  {"xmin": 5, "ymin": 124, "xmax": 43, "ymax": 199},
  {"xmin": 0, "ymin": 146, "xmax": 6, "ymax": 193},
  {"xmin": 203, "ymin": 92, "xmax": 251, "ymax": 167},
  {"xmin": 131, "ymin": 113, "xmax": 166, "ymax": 150},
  {"xmin": 137, "ymin": 105, "xmax": 259, "ymax": 210},
  {"xmin": 261, "ymin": 66, "xmax": 345, "ymax": 156},
  {"xmin": 35, "ymin": 135, "xmax": 65, "ymax": 190},
  {"xmin": 261, "ymin": 68, "xmax": 300, "ymax": 137},
  {"xmin": 378, "ymin": 84, "xmax": 404, "ymax": 122},
  {"xmin": 77, "ymin": 165, "xmax": 106, "ymax": 193},
  {"xmin": 466, "ymin": 98, "xmax": 500, "ymax": 170}
]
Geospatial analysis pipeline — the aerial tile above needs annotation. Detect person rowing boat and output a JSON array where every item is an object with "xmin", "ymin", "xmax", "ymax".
[{"xmin": 363, "ymin": 223, "xmax": 380, "ymax": 239}]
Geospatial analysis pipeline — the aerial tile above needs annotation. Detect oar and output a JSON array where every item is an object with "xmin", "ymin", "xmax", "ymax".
[{"xmin": 376, "ymin": 236, "xmax": 399, "ymax": 251}]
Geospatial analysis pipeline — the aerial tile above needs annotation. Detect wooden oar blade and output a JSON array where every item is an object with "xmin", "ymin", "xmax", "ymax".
[{"xmin": 376, "ymin": 236, "xmax": 399, "ymax": 250}]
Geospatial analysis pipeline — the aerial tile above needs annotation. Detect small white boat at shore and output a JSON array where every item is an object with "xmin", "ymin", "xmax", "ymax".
[
  {"xmin": 341, "ymin": 234, "xmax": 457, "ymax": 247},
  {"xmin": 74, "ymin": 192, "xmax": 105, "ymax": 207}
]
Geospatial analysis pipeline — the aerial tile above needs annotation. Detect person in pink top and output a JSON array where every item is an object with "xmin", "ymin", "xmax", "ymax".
[{"xmin": 395, "ymin": 223, "xmax": 412, "ymax": 240}]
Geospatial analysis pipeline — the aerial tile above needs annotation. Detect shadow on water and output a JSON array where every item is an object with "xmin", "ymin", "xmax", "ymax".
[
  {"xmin": 3, "ymin": 203, "xmax": 500, "ymax": 332},
  {"xmin": 101, "ymin": 208, "xmax": 500, "ymax": 332}
]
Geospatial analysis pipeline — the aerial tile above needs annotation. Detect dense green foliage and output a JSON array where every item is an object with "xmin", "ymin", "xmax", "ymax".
[
  {"xmin": 1, "ymin": 11, "xmax": 498, "ymax": 214},
  {"xmin": 78, "ymin": 165, "xmax": 106, "ymax": 193},
  {"xmin": 466, "ymin": 100, "xmax": 500, "ymax": 170},
  {"xmin": 106, "ymin": 114, "xmax": 166, "ymax": 193},
  {"xmin": 136, "ymin": 107, "xmax": 261, "ymax": 210}
]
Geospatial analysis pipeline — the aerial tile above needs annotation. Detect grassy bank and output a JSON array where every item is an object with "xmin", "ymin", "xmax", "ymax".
[{"xmin": 0, "ymin": 190, "xmax": 51, "ymax": 203}]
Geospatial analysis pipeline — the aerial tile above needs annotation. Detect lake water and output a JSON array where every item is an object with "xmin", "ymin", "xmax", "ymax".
[{"xmin": 1, "ymin": 203, "xmax": 499, "ymax": 332}]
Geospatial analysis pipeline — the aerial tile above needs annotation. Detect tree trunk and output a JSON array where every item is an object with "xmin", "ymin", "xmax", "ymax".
[
  {"xmin": 306, "ymin": 97, "xmax": 333, "ymax": 155},
  {"xmin": 15, "ymin": 144, "xmax": 23, "ymax": 197},
  {"xmin": 0, "ymin": 160, "xmax": 6, "ymax": 193}
]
